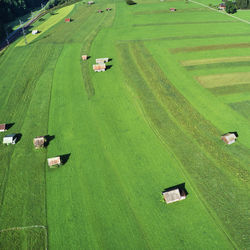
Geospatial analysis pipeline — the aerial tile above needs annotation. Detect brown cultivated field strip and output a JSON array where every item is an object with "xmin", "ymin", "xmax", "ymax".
[
  {"xmin": 209, "ymin": 83, "xmax": 250, "ymax": 95},
  {"xmin": 181, "ymin": 56, "xmax": 250, "ymax": 66},
  {"xmin": 133, "ymin": 20, "xmax": 238, "ymax": 27},
  {"xmin": 117, "ymin": 41, "xmax": 249, "ymax": 248},
  {"xmin": 197, "ymin": 72, "xmax": 250, "ymax": 88},
  {"xmin": 171, "ymin": 43, "xmax": 250, "ymax": 53}
]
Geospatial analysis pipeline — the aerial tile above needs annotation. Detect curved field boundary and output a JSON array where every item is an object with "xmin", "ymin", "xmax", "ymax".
[
  {"xmin": 197, "ymin": 72, "xmax": 250, "ymax": 88},
  {"xmin": 16, "ymin": 4, "xmax": 75, "ymax": 47},
  {"xmin": 181, "ymin": 56, "xmax": 250, "ymax": 66},
  {"xmin": 190, "ymin": 0, "xmax": 250, "ymax": 25}
]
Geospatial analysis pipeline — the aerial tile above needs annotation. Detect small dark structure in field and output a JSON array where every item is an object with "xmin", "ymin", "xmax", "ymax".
[
  {"xmin": 33, "ymin": 136, "xmax": 45, "ymax": 149},
  {"xmin": 0, "ymin": 124, "xmax": 6, "ymax": 132},
  {"xmin": 48, "ymin": 157, "xmax": 61, "ymax": 168},
  {"xmin": 97, "ymin": 9, "xmax": 103, "ymax": 13},
  {"xmin": 96, "ymin": 58, "xmax": 109, "ymax": 63},
  {"xmin": 106, "ymin": 8, "xmax": 112, "ymax": 11},
  {"xmin": 3, "ymin": 134, "xmax": 18, "ymax": 145},
  {"xmin": 221, "ymin": 132, "xmax": 238, "ymax": 145},
  {"xmin": 162, "ymin": 184, "xmax": 187, "ymax": 204},
  {"xmin": 93, "ymin": 64, "xmax": 106, "ymax": 72},
  {"xmin": 82, "ymin": 55, "xmax": 88, "ymax": 61},
  {"xmin": 88, "ymin": 1, "xmax": 94, "ymax": 5},
  {"xmin": 170, "ymin": 8, "xmax": 176, "ymax": 11},
  {"xmin": 32, "ymin": 30, "xmax": 39, "ymax": 35},
  {"xmin": 218, "ymin": 3, "xmax": 226, "ymax": 10},
  {"xmin": 65, "ymin": 18, "xmax": 71, "ymax": 23}
]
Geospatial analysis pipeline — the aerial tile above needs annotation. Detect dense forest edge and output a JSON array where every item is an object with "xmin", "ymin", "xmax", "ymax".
[{"xmin": 0, "ymin": 0, "xmax": 78, "ymax": 42}]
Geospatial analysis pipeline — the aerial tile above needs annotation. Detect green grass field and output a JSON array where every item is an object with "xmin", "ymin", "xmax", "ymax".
[{"xmin": 0, "ymin": 0, "xmax": 249, "ymax": 249}]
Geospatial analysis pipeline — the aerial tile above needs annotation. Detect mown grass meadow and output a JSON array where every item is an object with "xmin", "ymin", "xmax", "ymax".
[{"xmin": 0, "ymin": 0, "xmax": 249, "ymax": 249}]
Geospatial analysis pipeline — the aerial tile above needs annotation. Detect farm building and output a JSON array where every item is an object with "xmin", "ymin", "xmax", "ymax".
[
  {"xmin": 3, "ymin": 134, "xmax": 17, "ymax": 145},
  {"xmin": 218, "ymin": 3, "xmax": 226, "ymax": 10},
  {"xmin": 65, "ymin": 18, "xmax": 71, "ymax": 23},
  {"xmin": 0, "ymin": 124, "xmax": 6, "ymax": 132},
  {"xmin": 93, "ymin": 64, "xmax": 106, "ymax": 72},
  {"xmin": 48, "ymin": 157, "xmax": 61, "ymax": 168},
  {"xmin": 96, "ymin": 58, "xmax": 109, "ymax": 64},
  {"xmin": 33, "ymin": 136, "xmax": 45, "ymax": 149},
  {"xmin": 221, "ymin": 133, "xmax": 237, "ymax": 145},
  {"xmin": 170, "ymin": 8, "xmax": 176, "ymax": 11},
  {"xmin": 82, "ymin": 55, "xmax": 88, "ymax": 61},
  {"xmin": 88, "ymin": 1, "xmax": 94, "ymax": 4},
  {"xmin": 32, "ymin": 30, "xmax": 38, "ymax": 35},
  {"xmin": 162, "ymin": 188, "xmax": 186, "ymax": 204},
  {"xmin": 106, "ymin": 8, "xmax": 112, "ymax": 11}
]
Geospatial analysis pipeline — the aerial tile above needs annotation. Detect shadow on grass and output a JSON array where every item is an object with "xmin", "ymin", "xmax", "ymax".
[
  {"xmin": 162, "ymin": 183, "xmax": 188, "ymax": 196},
  {"xmin": 44, "ymin": 135, "xmax": 55, "ymax": 147},
  {"xmin": 60, "ymin": 153, "xmax": 71, "ymax": 165}
]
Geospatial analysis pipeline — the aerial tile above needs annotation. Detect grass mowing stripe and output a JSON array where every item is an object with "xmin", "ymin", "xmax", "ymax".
[
  {"xmin": 117, "ymin": 41, "xmax": 249, "ymax": 249},
  {"xmin": 134, "ymin": 8, "xmax": 209, "ymax": 15},
  {"xmin": 120, "ymin": 33, "xmax": 250, "ymax": 42},
  {"xmin": 218, "ymin": 92, "xmax": 250, "ymax": 103},
  {"xmin": 197, "ymin": 72, "xmax": 250, "ymax": 88},
  {"xmin": 229, "ymin": 100, "xmax": 250, "ymax": 120},
  {"xmin": 181, "ymin": 55, "xmax": 250, "ymax": 66},
  {"xmin": 16, "ymin": 4, "xmax": 75, "ymax": 47},
  {"xmin": 171, "ymin": 42, "xmax": 250, "ymax": 53},
  {"xmin": 185, "ymin": 61, "xmax": 250, "ymax": 70},
  {"xmin": 208, "ymin": 83, "xmax": 250, "ymax": 95},
  {"xmin": 133, "ymin": 20, "xmax": 238, "ymax": 27}
]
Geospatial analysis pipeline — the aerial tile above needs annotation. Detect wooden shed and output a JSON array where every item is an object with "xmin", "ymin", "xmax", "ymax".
[
  {"xmin": 96, "ymin": 58, "xmax": 109, "ymax": 64},
  {"xmin": 3, "ymin": 134, "xmax": 17, "ymax": 145},
  {"xmin": 218, "ymin": 3, "xmax": 226, "ymax": 10},
  {"xmin": 0, "ymin": 124, "xmax": 6, "ymax": 132},
  {"xmin": 170, "ymin": 8, "xmax": 176, "ymax": 11},
  {"xmin": 82, "ymin": 55, "xmax": 88, "ymax": 61},
  {"xmin": 65, "ymin": 18, "xmax": 71, "ymax": 23},
  {"xmin": 47, "ymin": 157, "xmax": 61, "ymax": 168},
  {"xmin": 93, "ymin": 64, "xmax": 106, "ymax": 72},
  {"xmin": 162, "ymin": 188, "xmax": 186, "ymax": 204},
  {"xmin": 33, "ymin": 136, "xmax": 45, "ymax": 149},
  {"xmin": 221, "ymin": 133, "xmax": 237, "ymax": 145}
]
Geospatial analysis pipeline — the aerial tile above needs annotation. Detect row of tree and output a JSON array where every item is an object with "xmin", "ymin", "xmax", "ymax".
[{"xmin": 235, "ymin": 0, "xmax": 250, "ymax": 8}]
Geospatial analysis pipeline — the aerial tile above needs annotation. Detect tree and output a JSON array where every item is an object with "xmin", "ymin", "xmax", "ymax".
[
  {"xmin": 226, "ymin": 1, "xmax": 237, "ymax": 13},
  {"xmin": 236, "ymin": 0, "xmax": 249, "ymax": 8}
]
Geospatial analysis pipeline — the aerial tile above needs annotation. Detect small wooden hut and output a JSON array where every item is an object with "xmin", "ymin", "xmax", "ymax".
[
  {"xmin": 221, "ymin": 133, "xmax": 237, "ymax": 145},
  {"xmin": 47, "ymin": 157, "xmax": 61, "ymax": 168},
  {"xmin": 162, "ymin": 188, "xmax": 186, "ymax": 204},
  {"xmin": 3, "ymin": 134, "xmax": 17, "ymax": 145},
  {"xmin": 33, "ymin": 136, "xmax": 45, "ymax": 149},
  {"xmin": 82, "ymin": 55, "xmax": 88, "ymax": 61},
  {"xmin": 96, "ymin": 58, "xmax": 109, "ymax": 64},
  {"xmin": 0, "ymin": 124, "xmax": 6, "ymax": 132},
  {"xmin": 218, "ymin": 3, "xmax": 226, "ymax": 10},
  {"xmin": 170, "ymin": 8, "xmax": 176, "ymax": 11},
  {"xmin": 93, "ymin": 64, "xmax": 106, "ymax": 72}
]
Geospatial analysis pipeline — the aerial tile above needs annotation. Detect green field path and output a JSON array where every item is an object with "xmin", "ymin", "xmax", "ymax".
[{"xmin": 0, "ymin": 0, "xmax": 249, "ymax": 249}]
